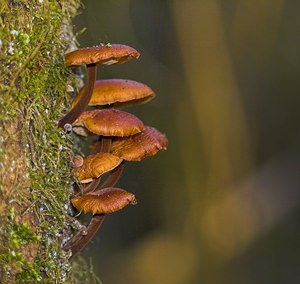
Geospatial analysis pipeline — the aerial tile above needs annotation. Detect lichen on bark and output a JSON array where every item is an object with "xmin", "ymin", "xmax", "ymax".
[{"xmin": 0, "ymin": 0, "xmax": 83, "ymax": 282}]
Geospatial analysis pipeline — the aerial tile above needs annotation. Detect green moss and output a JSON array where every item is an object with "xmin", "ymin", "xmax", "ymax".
[
  {"xmin": 0, "ymin": 208, "xmax": 43, "ymax": 282},
  {"xmin": 0, "ymin": 0, "xmax": 82, "ymax": 282}
]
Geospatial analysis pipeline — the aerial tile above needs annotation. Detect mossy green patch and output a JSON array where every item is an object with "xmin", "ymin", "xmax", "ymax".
[
  {"xmin": 0, "ymin": 0, "xmax": 82, "ymax": 282},
  {"xmin": 0, "ymin": 208, "xmax": 43, "ymax": 282}
]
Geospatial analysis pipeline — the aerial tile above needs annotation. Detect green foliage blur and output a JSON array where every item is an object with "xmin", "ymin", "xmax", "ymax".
[{"xmin": 74, "ymin": 1, "xmax": 300, "ymax": 283}]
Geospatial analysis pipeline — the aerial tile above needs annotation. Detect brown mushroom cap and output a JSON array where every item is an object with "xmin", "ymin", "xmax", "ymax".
[
  {"xmin": 72, "ymin": 155, "xmax": 84, "ymax": 168},
  {"xmin": 65, "ymin": 44, "xmax": 140, "ymax": 66},
  {"xmin": 71, "ymin": 187, "xmax": 137, "ymax": 215},
  {"xmin": 111, "ymin": 126, "xmax": 167, "ymax": 161},
  {"xmin": 72, "ymin": 110, "xmax": 96, "ymax": 136},
  {"xmin": 84, "ymin": 109, "xmax": 145, "ymax": 137},
  {"xmin": 71, "ymin": 79, "xmax": 156, "ymax": 109},
  {"xmin": 74, "ymin": 153, "xmax": 122, "ymax": 183}
]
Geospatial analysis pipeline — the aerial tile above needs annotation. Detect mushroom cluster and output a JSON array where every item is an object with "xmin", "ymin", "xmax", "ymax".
[{"xmin": 60, "ymin": 44, "xmax": 167, "ymax": 260}]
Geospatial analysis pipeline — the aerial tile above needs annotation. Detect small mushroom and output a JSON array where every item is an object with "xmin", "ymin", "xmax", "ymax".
[
  {"xmin": 65, "ymin": 44, "xmax": 140, "ymax": 66},
  {"xmin": 72, "ymin": 155, "xmax": 84, "ymax": 168},
  {"xmin": 111, "ymin": 126, "xmax": 167, "ymax": 161},
  {"xmin": 86, "ymin": 109, "xmax": 145, "ymax": 153},
  {"xmin": 58, "ymin": 44, "xmax": 140, "ymax": 128},
  {"xmin": 73, "ymin": 108, "xmax": 145, "ymax": 154},
  {"xmin": 72, "ymin": 110, "xmax": 96, "ymax": 136},
  {"xmin": 74, "ymin": 152, "xmax": 122, "ymax": 183},
  {"xmin": 71, "ymin": 187, "xmax": 137, "ymax": 215},
  {"xmin": 72, "ymin": 109, "xmax": 145, "ymax": 138},
  {"xmin": 71, "ymin": 79, "xmax": 155, "ymax": 109},
  {"xmin": 84, "ymin": 109, "xmax": 145, "ymax": 137}
]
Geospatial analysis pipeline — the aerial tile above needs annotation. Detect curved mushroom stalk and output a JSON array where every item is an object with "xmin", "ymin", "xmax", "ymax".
[
  {"xmin": 67, "ymin": 154, "xmax": 126, "ymax": 259},
  {"xmin": 58, "ymin": 64, "xmax": 96, "ymax": 128},
  {"xmin": 100, "ymin": 161, "xmax": 125, "ymax": 189},
  {"xmin": 100, "ymin": 136, "xmax": 112, "ymax": 153},
  {"xmin": 63, "ymin": 225, "xmax": 88, "ymax": 252},
  {"xmin": 79, "ymin": 177, "xmax": 102, "ymax": 196},
  {"xmin": 60, "ymin": 44, "xmax": 140, "ymax": 129},
  {"xmin": 90, "ymin": 134, "xmax": 112, "ymax": 154},
  {"xmin": 67, "ymin": 214, "xmax": 105, "ymax": 261},
  {"xmin": 67, "ymin": 187, "xmax": 137, "ymax": 261}
]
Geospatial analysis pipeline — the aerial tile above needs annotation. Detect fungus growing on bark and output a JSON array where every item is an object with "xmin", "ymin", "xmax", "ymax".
[
  {"xmin": 71, "ymin": 187, "xmax": 137, "ymax": 215},
  {"xmin": 72, "ymin": 155, "xmax": 84, "ymax": 168},
  {"xmin": 67, "ymin": 187, "xmax": 136, "ymax": 261},
  {"xmin": 71, "ymin": 110, "xmax": 96, "ymax": 136},
  {"xmin": 72, "ymin": 109, "xmax": 145, "ymax": 139},
  {"xmin": 71, "ymin": 79, "xmax": 155, "ymax": 109},
  {"xmin": 58, "ymin": 44, "xmax": 140, "ymax": 129},
  {"xmin": 73, "ymin": 108, "xmax": 145, "ymax": 154},
  {"xmin": 63, "ymin": 43, "xmax": 167, "ymax": 263},
  {"xmin": 84, "ymin": 109, "xmax": 145, "ymax": 137},
  {"xmin": 65, "ymin": 44, "xmax": 140, "ymax": 66},
  {"xmin": 111, "ymin": 126, "xmax": 167, "ymax": 161},
  {"xmin": 74, "ymin": 152, "xmax": 122, "ymax": 183}
]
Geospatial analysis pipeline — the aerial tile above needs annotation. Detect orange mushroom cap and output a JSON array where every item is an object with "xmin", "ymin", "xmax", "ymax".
[
  {"xmin": 84, "ymin": 109, "xmax": 145, "ymax": 137},
  {"xmin": 72, "ymin": 109, "xmax": 145, "ymax": 137},
  {"xmin": 72, "ymin": 155, "xmax": 84, "ymax": 168},
  {"xmin": 74, "ymin": 152, "xmax": 122, "ymax": 183},
  {"xmin": 71, "ymin": 79, "xmax": 155, "ymax": 109},
  {"xmin": 111, "ymin": 126, "xmax": 167, "ymax": 161},
  {"xmin": 71, "ymin": 187, "xmax": 137, "ymax": 215},
  {"xmin": 72, "ymin": 110, "xmax": 96, "ymax": 136},
  {"xmin": 65, "ymin": 44, "xmax": 140, "ymax": 66}
]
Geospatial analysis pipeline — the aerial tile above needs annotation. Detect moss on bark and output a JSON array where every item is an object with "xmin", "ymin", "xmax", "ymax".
[{"xmin": 0, "ymin": 0, "xmax": 84, "ymax": 282}]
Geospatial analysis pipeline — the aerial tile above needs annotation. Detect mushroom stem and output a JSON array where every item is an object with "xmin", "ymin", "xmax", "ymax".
[
  {"xmin": 63, "ymin": 225, "xmax": 87, "ymax": 251},
  {"xmin": 75, "ymin": 136, "xmax": 114, "ymax": 196},
  {"xmin": 81, "ymin": 177, "xmax": 102, "ymax": 195},
  {"xmin": 58, "ymin": 63, "xmax": 97, "ymax": 128},
  {"xmin": 100, "ymin": 161, "xmax": 125, "ymax": 189},
  {"xmin": 90, "ymin": 136, "xmax": 111, "ymax": 154},
  {"xmin": 69, "ymin": 214, "xmax": 105, "ymax": 261},
  {"xmin": 91, "ymin": 138, "xmax": 101, "ymax": 154},
  {"xmin": 68, "ymin": 162, "xmax": 124, "ymax": 260},
  {"xmin": 100, "ymin": 136, "xmax": 112, "ymax": 153}
]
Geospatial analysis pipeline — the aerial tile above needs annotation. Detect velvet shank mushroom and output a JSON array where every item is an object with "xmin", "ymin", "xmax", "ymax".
[
  {"xmin": 74, "ymin": 152, "xmax": 122, "ymax": 183},
  {"xmin": 71, "ymin": 187, "xmax": 137, "ymax": 215},
  {"xmin": 111, "ymin": 126, "xmax": 167, "ymax": 161},
  {"xmin": 71, "ymin": 110, "xmax": 96, "ymax": 136},
  {"xmin": 73, "ymin": 108, "xmax": 145, "ymax": 153},
  {"xmin": 72, "ymin": 109, "xmax": 145, "ymax": 137},
  {"xmin": 72, "ymin": 155, "xmax": 84, "ymax": 168},
  {"xmin": 67, "ymin": 187, "xmax": 136, "ymax": 261},
  {"xmin": 63, "ymin": 43, "xmax": 167, "ymax": 263},
  {"xmin": 71, "ymin": 79, "xmax": 155, "ymax": 109},
  {"xmin": 58, "ymin": 44, "xmax": 140, "ymax": 129},
  {"xmin": 84, "ymin": 109, "xmax": 144, "ymax": 137}
]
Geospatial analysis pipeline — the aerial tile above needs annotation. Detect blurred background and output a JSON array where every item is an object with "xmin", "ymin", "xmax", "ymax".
[{"xmin": 73, "ymin": 1, "xmax": 300, "ymax": 283}]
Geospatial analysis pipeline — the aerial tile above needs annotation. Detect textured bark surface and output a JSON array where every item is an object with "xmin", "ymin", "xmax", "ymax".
[{"xmin": 0, "ymin": 1, "xmax": 82, "ymax": 282}]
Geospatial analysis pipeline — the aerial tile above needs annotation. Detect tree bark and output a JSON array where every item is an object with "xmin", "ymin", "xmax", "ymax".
[{"xmin": 0, "ymin": 1, "xmax": 82, "ymax": 282}]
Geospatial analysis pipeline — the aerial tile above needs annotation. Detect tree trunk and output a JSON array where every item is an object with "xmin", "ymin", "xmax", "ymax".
[{"xmin": 0, "ymin": 1, "xmax": 83, "ymax": 282}]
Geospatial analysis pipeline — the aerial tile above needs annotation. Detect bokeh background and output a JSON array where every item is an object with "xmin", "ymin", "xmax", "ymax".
[{"xmin": 73, "ymin": 1, "xmax": 300, "ymax": 283}]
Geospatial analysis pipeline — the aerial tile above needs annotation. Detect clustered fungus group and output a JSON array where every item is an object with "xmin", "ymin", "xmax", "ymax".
[{"xmin": 59, "ymin": 44, "xmax": 167, "ymax": 260}]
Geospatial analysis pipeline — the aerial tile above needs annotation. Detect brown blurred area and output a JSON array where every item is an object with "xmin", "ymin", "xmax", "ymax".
[{"xmin": 74, "ymin": 1, "xmax": 300, "ymax": 283}]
